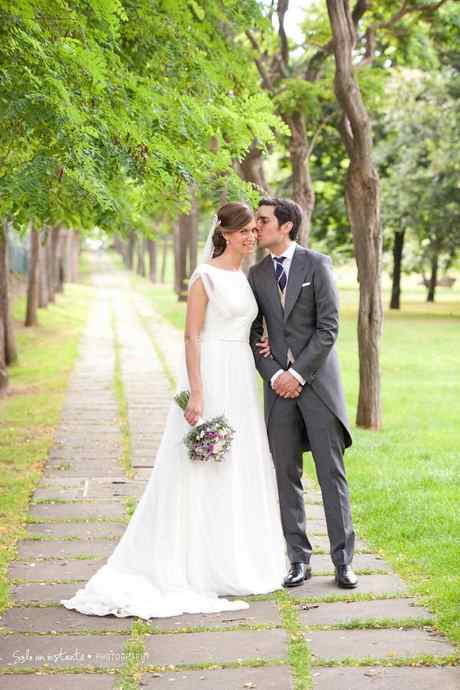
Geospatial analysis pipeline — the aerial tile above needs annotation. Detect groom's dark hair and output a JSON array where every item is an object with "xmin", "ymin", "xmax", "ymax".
[{"xmin": 257, "ymin": 197, "xmax": 303, "ymax": 241}]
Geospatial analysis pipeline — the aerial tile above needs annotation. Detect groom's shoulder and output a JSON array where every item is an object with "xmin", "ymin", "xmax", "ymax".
[
  {"xmin": 298, "ymin": 245, "xmax": 332, "ymax": 267},
  {"xmin": 249, "ymin": 254, "xmax": 271, "ymax": 276}
]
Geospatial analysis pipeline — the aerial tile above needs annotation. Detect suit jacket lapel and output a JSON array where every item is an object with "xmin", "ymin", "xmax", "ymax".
[
  {"xmin": 284, "ymin": 246, "xmax": 308, "ymax": 321},
  {"xmin": 260, "ymin": 255, "xmax": 284, "ymax": 321}
]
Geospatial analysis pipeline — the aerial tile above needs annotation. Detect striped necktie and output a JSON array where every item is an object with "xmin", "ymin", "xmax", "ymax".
[{"xmin": 274, "ymin": 256, "xmax": 287, "ymax": 293}]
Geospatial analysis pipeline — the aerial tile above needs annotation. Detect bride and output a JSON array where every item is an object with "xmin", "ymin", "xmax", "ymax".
[{"xmin": 61, "ymin": 202, "xmax": 288, "ymax": 619}]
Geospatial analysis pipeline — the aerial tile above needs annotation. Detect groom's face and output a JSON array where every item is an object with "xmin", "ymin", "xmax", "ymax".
[{"xmin": 255, "ymin": 205, "xmax": 291, "ymax": 250}]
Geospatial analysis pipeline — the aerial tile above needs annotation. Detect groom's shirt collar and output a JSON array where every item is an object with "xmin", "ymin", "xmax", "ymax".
[{"xmin": 270, "ymin": 240, "xmax": 297, "ymax": 263}]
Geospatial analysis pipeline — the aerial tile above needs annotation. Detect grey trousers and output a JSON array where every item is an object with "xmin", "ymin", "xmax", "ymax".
[{"xmin": 267, "ymin": 385, "xmax": 355, "ymax": 566}]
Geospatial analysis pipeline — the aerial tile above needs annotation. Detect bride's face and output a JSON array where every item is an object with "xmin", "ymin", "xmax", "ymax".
[{"xmin": 224, "ymin": 220, "xmax": 257, "ymax": 256}]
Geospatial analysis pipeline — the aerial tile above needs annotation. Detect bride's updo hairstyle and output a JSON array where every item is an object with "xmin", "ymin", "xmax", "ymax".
[{"xmin": 212, "ymin": 202, "xmax": 253, "ymax": 258}]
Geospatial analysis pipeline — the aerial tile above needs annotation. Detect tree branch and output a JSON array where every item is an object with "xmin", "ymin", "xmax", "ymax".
[
  {"xmin": 277, "ymin": 0, "xmax": 290, "ymax": 70},
  {"xmin": 245, "ymin": 30, "xmax": 274, "ymax": 91}
]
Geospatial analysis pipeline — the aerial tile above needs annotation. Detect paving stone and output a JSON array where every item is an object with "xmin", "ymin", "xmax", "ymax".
[
  {"xmin": 11, "ymin": 583, "xmax": 85, "ymax": 603},
  {"xmin": 43, "ymin": 465, "xmax": 123, "ymax": 479},
  {"xmin": 308, "ymin": 521, "xmax": 328, "ymax": 535},
  {"xmin": 9, "ymin": 558, "xmax": 105, "ymax": 582},
  {"xmin": 312, "ymin": 666, "xmax": 460, "ymax": 690},
  {"xmin": 26, "ymin": 522, "xmax": 125, "ymax": 539},
  {"xmin": 305, "ymin": 504, "xmax": 326, "ymax": 519},
  {"xmin": 147, "ymin": 600, "xmax": 281, "ymax": 632},
  {"xmin": 310, "ymin": 534, "xmax": 369, "ymax": 552},
  {"xmin": 311, "ymin": 554, "xmax": 390, "ymax": 574},
  {"xmin": 132, "ymin": 459, "xmax": 155, "ymax": 468},
  {"xmin": 33, "ymin": 487, "xmax": 86, "ymax": 500},
  {"xmin": 142, "ymin": 629, "xmax": 288, "ymax": 666},
  {"xmin": 141, "ymin": 665, "xmax": 293, "ymax": 689},
  {"xmin": 29, "ymin": 502, "xmax": 125, "ymax": 520},
  {"xmin": 33, "ymin": 479, "xmax": 143, "ymax": 501},
  {"xmin": 307, "ymin": 628, "xmax": 455, "ymax": 661},
  {"xmin": 48, "ymin": 449, "xmax": 121, "ymax": 460},
  {"xmin": 298, "ymin": 598, "xmax": 433, "ymax": 626},
  {"xmin": 17, "ymin": 539, "xmax": 114, "ymax": 559},
  {"xmin": 0, "ymin": 673, "xmax": 116, "ymax": 689},
  {"xmin": 37, "ymin": 479, "xmax": 86, "ymax": 487},
  {"xmin": 85, "ymin": 480, "xmax": 146, "ymax": 498},
  {"xmin": 1, "ymin": 606, "xmax": 133, "ymax": 633},
  {"xmin": 0, "ymin": 634, "xmax": 133, "ymax": 668},
  {"xmin": 287, "ymin": 574, "xmax": 407, "ymax": 599},
  {"xmin": 134, "ymin": 469, "xmax": 154, "ymax": 481}
]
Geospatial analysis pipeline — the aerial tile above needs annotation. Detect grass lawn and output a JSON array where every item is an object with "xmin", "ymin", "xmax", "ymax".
[
  {"xmin": 131, "ymin": 262, "xmax": 460, "ymax": 649},
  {"xmin": 0, "ymin": 274, "xmax": 94, "ymax": 612}
]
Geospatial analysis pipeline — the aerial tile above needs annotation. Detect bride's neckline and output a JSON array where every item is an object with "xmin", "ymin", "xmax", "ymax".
[{"xmin": 204, "ymin": 263, "xmax": 244, "ymax": 274}]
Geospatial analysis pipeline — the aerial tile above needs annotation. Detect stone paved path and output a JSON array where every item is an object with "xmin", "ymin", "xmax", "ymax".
[{"xmin": 1, "ymin": 255, "xmax": 458, "ymax": 690}]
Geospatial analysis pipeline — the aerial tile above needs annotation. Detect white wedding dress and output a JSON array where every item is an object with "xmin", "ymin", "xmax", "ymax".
[{"xmin": 61, "ymin": 263, "xmax": 288, "ymax": 619}]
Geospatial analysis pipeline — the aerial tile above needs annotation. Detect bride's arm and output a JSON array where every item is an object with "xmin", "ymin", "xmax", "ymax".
[{"xmin": 183, "ymin": 277, "xmax": 208, "ymax": 426}]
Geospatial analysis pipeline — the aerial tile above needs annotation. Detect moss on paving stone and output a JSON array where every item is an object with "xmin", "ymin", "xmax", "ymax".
[
  {"xmin": 277, "ymin": 590, "xmax": 313, "ymax": 690},
  {"xmin": 305, "ymin": 618, "xmax": 434, "ymax": 631},
  {"xmin": 311, "ymin": 654, "xmax": 459, "ymax": 667}
]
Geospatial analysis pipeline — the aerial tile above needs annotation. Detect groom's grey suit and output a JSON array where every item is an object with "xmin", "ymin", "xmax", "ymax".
[{"xmin": 248, "ymin": 244, "xmax": 355, "ymax": 566}]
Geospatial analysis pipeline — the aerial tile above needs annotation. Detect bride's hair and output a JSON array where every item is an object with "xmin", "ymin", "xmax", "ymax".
[{"xmin": 212, "ymin": 202, "xmax": 253, "ymax": 258}]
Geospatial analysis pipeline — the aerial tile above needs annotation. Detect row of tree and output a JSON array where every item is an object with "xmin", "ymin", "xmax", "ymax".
[
  {"xmin": 1, "ymin": 1, "xmax": 459, "ymax": 431},
  {"xmin": 0, "ymin": 223, "xmax": 80, "ymax": 391}
]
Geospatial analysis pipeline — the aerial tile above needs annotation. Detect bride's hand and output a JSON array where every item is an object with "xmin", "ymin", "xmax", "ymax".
[
  {"xmin": 256, "ymin": 336, "xmax": 272, "ymax": 358},
  {"xmin": 184, "ymin": 393, "xmax": 203, "ymax": 426}
]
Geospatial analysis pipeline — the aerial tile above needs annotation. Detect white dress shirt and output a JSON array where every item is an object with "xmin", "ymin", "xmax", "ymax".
[{"xmin": 269, "ymin": 242, "xmax": 306, "ymax": 389}]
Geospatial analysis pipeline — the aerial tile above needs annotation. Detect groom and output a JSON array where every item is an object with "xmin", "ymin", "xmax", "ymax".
[{"xmin": 248, "ymin": 197, "xmax": 357, "ymax": 589}]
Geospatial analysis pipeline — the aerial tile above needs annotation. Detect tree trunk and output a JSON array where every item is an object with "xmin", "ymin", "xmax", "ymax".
[
  {"xmin": 327, "ymin": 0, "xmax": 383, "ymax": 430},
  {"xmin": 48, "ymin": 226, "xmax": 61, "ymax": 301},
  {"xmin": 25, "ymin": 227, "xmax": 40, "ymax": 327},
  {"xmin": 0, "ymin": 313, "xmax": 7, "ymax": 396},
  {"xmin": 390, "ymin": 229, "xmax": 405, "ymax": 310},
  {"xmin": 427, "ymin": 250, "xmax": 438, "ymax": 303},
  {"xmin": 176, "ymin": 195, "xmax": 198, "ymax": 301},
  {"xmin": 161, "ymin": 238, "xmax": 168, "ymax": 283},
  {"xmin": 136, "ymin": 237, "xmax": 146, "ymax": 276},
  {"xmin": 0, "ymin": 221, "xmax": 18, "ymax": 367},
  {"xmin": 239, "ymin": 142, "xmax": 269, "ymax": 264},
  {"xmin": 284, "ymin": 112, "xmax": 315, "ymax": 247},
  {"xmin": 38, "ymin": 230, "xmax": 49, "ymax": 309},
  {"xmin": 46, "ymin": 231, "xmax": 54, "ymax": 303},
  {"xmin": 127, "ymin": 231, "xmax": 136, "ymax": 270},
  {"xmin": 60, "ymin": 229, "xmax": 71, "ymax": 283},
  {"xmin": 174, "ymin": 222, "xmax": 187, "ymax": 300},
  {"xmin": 56, "ymin": 234, "xmax": 65, "ymax": 294},
  {"xmin": 189, "ymin": 213, "xmax": 198, "ymax": 277},
  {"xmin": 70, "ymin": 232, "xmax": 80, "ymax": 282},
  {"xmin": 147, "ymin": 238, "xmax": 157, "ymax": 283}
]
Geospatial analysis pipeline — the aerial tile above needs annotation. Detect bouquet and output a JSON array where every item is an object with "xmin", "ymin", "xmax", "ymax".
[{"xmin": 174, "ymin": 390, "xmax": 235, "ymax": 463}]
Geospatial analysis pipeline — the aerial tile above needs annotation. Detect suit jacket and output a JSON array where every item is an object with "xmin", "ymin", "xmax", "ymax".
[{"xmin": 248, "ymin": 245, "xmax": 352, "ymax": 449}]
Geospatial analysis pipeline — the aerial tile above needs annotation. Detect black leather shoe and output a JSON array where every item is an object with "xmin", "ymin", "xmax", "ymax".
[
  {"xmin": 335, "ymin": 564, "xmax": 358, "ymax": 589},
  {"xmin": 283, "ymin": 562, "xmax": 312, "ymax": 588}
]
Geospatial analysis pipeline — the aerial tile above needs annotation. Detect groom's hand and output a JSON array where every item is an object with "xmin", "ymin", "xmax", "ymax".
[{"xmin": 273, "ymin": 371, "xmax": 303, "ymax": 399}]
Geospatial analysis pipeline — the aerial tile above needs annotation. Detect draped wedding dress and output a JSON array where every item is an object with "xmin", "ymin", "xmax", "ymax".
[{"xmin": 61, "ymin": 263, "xmax": 288, "ymax": 619}]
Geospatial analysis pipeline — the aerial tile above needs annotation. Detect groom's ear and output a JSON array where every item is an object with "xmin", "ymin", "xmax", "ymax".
[{"xmin": 281, "ymin": 220, "xmax": 293, "ymax": 236}]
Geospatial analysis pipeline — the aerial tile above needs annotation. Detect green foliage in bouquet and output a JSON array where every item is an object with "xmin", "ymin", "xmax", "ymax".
[{"xmin": 174, "ymin": 390, "xmax": 235, "ymax": 462}]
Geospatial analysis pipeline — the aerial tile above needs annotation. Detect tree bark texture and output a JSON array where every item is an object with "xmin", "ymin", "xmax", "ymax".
[
  {"xmin": 0, "ymin": 221, "xmax": 18, "ymax": 367},
  {"xmin": 284, "ymin": 112, "xmax": 315, "ymax": 247},
  {"xmin": 25, "ymin": 227, "xmax": 40, "ymax": 327},
  {"xmin": 327, "ymin": 0, "xmax": 383, "ymax": 430},
  {"xmin": 390, "ymin": 229, "xmax": 405, "ymax": 310},
  {"xmin": 427, "ymin": 250, "xmax": 438, "ymax": 303},
  {"xmin": 146, "ymin": 238, "xmax": 157, "ymax": 283}
]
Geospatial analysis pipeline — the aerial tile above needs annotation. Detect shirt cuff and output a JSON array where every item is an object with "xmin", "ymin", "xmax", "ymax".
[
  {"xmin": 270, "ymin": 369, "xmax": 284, "ymax": 388},
  {"xmin": 288, "ymin": 368, "xmax": 306, "ymax": 386}
]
